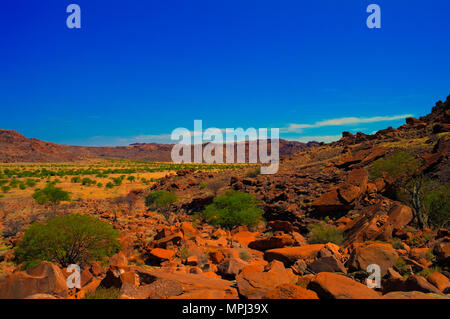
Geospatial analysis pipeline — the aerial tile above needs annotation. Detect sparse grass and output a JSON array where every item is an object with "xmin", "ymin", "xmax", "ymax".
[
  {"xmin": 418, "ymin": 266, "xmax": 442, "ymax": 278},
  {"xmin": 83, "ymin": 287, "xmax": 121, "ymax": 299},
  {"xmin": 0, "ymin": 160, "xmax": 247, "ymax": 200},
  {"xmin": 393, "ymin": 257, "xmax": 409, "ymax": 275},
  {"xmin": 390, "ymin": 237, "xmax": 405, "ymax": 250},
  {"xmin": 307, "ymin": 222, "xmax": 344, "ymax": 245},
  {"xmin": 239, "ymin": 248, "xmax": 251, "ymax": 261}
]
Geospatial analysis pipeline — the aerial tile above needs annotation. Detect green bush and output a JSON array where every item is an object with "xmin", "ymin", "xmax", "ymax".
[
  {"xmin": 421, "ymin": 182, "xmax": 450, "ymax": 229},
  {"xmin": 25, "ymin": 179, "xmax": 36, "ymax": 187},
  {"xmin": 307, "ymin": 222, "xmax": 344, "ymax": 245},
  {"xmin": 71, "ymin": 176, "xmax": 81, "ymax": 183},
  {"xmin": 200, "ymin": 190, "xmax": 263, "ymax": 229},
  {"xmin": 32, "ymin": 184, "xmax": 70, "ymax": 205},
  {"xmin": 105, "ymin": 182, "xmax": 114, "ymax": 189},
  {"xmin": 145, "ymin": 190, "xmax": 178, "ymax": 209},
  {"xmin": 369, "ymin": 151, "xmax": 420, "ymax": 181},
  {"xmin": 15, "ymin": 214, "xmax": 120, "ymax": 269},
  {"xmin": 2, "ymin": 186, "xmax": 10, "ymax": 193}
]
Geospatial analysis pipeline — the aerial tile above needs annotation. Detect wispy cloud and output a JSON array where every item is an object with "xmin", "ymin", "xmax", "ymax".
[
  {"xmin": 282, "ymin": 114, "xmax": 412, "ymax": 133},
  {"xmin": 291, "ymin": 135, "xmax": 342, "ymax": 143}
]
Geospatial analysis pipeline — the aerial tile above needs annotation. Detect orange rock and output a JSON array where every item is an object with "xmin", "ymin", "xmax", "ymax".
[
  {"xmin": 267, "ymin": 220, "xmax": 294, "ymax": 233},
  {"xmin": 0, "ymin": 261, "xmax": 68, "ymax": 299},
  {"xmin": 232, "ymin": 231, "xmax": 257, "ymax": 246},
  {"xmin": 90, "ymin": 262, "xmax": 103, "ymax": 277},
  {"xmin": 236, "ymin": 260, "xmax": 298, "ymax": 299},
  {"xmin": 76, "ymin": 278, "xmax": 101, "ymax": 299},
  {"xmin": 186, "ymin": 255, "xmax": 198, "ymax": 266},
  {"xmin": 134, "ymin": 267, "xmax": 238, "ymax": 299},
  {"xmin": 427, "ymin": 272, "xmax": 450, "ymax": 292},
  {"xmin": 217, "ymin": 257, "xmax": 249, "ymax": 278},
  {"xmin": 180, "ymin": 222, "xmax": 198, "ymax": 236},
  {"xmin": 264, "ymin": 244, "xmax": 325, "ymax": 266},
  {"xmin": 209, "ymin": 250, "xmax": 226, "ymax": 264},
  {"xmin": 109, "ymin": 251, "xmax": 128, "ymax": 268},
  {"xmin": 348, "ymin": 243, "xmax": 398, "ymax": 276},
  {"xmin": 374, "ymin": 178, "xmax": 386, "ymax": 192},
  {"xmin": 120, "ymin": 271, "xmax": 139, "ymax": 286},
  {"xmin": 382, "ymin": 291, "xmax": 442, "ymax": 299},
  {"xmin": 308, "ymin": 272, "xmax": 380, "ymax": 299},
  {"xmin": 148, "ymin": 248, "xmax": 175, "ymax": 263},
  {"xmin": 367, "ymin": 183, "xmax": 377, "ymax": 194},
  {"xmin": 248, "ymin": 234, "xmax": 295, "ymax": 251},
  {"xmin": 338, "ymin": 184, "xmax": 361, "ymax": 204},
  {"xmin": 264, "ymin": 283, "xmax": 319, "ymax": 299}
]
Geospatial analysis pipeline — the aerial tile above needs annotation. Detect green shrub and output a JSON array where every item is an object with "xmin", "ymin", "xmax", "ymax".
[
  {"xmin": 32, "ymin": 184, "xmax": 70, "ymax": 205},
  {"xmin": 81, "ymin": 177, "xmax": 96, "ymax": 186},
  {"xmin": 200, "ymin": 190, "xmax": 263, "ymax": 229},
  {"xmin": 15, "ymin": 214, "xmax": 120, "ymax": 269},
  {"xmin": 111, "ymin": 177, "xmax": 122, "ymax": 186},
  {"xmin": 19, "ymin": 183, "xmax": 26, "ymax": 190},
  {"xmin": 2, "ymin": 186, "xmax": 10, "ymax": 193},
  {"xmin": 9, "ymin": 179, "xmax": 18, "ymax": 188},
  {"xmin": 71, "ymin": 176, "xmax": 81, "ymax": 183},
  {"xmin": 200, "ymin": 183, "xmax": 207, "ymax": 190},
  {"xmin": 307, "ymin": 222, "xmax": 344, "ymax": 245},
  {"xmin": 421, "ymin": 182, "xmax": 450, "ymax": 229},
  {"xmin": 105, "ymin": 182, "xmax": 114, "ymax": 189},
  {"xmin": 369, "ymin": 151, "xmax": 420, "ymax": 181},
  {"xmin": 145, "ymin": 190, "xmax": 178, "ymax": 209},
  {"xmin": 25, "ymin": 179, "xmax": 36, "ymax": 187},
  {"xmin": 83, "ymin": 287, "xmax": 120, "ymax": 299}
]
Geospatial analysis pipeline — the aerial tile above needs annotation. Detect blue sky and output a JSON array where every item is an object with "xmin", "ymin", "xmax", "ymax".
[{"xmin": 0, "ymin": 0, "xmax": 449, "ymax": 146}]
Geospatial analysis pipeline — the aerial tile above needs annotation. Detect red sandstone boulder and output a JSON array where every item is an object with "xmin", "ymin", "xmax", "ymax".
[
  {"xmin": 427, "ymin": 272, "xmax": 450, "ymax": 293},
  {"xmin": 148, "ymin": 248, "xmax": 175, "ymax": 264},
  {"xmin": 307, "ymin": 272, "xmax": 380, "ymax": 299},
  {"xmin": 248, "ymin": 234, "xmax": 295, "ymax": 251},
  {"xmin": 264, "ymin": 283, "xmax": 319, "ymax": 299},
  {"xmin": 264, "ymin": 244, "xmax": 325, "ymax": 266},
  {"xmin": 348, "ymin": 243, "xmax": 398, "ymax": 276},
  {"xmin": 0, "ymin": 261, "xmax": 68, "ymax": 299},
  {"xmin": 236, "ymin": 260, "xmax": 298, "ymax": 299}
]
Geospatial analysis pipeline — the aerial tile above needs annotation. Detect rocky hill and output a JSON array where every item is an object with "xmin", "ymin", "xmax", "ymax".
[
  {"xmin": 0, "ymin": 95, "xmax": 448, "ymax": 300},
  {"xmin": 0, "ymin": 129, "xmax": 318, "ymax": 163}
]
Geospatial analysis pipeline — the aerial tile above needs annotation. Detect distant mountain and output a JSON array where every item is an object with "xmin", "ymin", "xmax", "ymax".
[
  {"xmin": 0, "ymin": 129, "xmax": 81, "ymax": 162},
  {"xmin": 0, "ymin": 130, "xmax": 318, "ymax": 163}
]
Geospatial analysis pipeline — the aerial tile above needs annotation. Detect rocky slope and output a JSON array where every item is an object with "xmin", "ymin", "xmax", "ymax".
[{"xmin": 0, "ymin": 95, "xmax": 449, "ymax": 299}]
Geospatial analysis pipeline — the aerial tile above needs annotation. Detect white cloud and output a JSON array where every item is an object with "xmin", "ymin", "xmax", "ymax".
[
  {"xmin": 282, "ymin": 114, "xmax": 413, "ymax": 133},
  {"xmin": 291, "ymin": 135, "xmax": 342, "ymax": 143}
]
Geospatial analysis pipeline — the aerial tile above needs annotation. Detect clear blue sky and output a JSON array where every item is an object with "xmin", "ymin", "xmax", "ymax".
[{"xmin": 1, "ymin": 0, "xmax": 449, "ymax": 146}]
